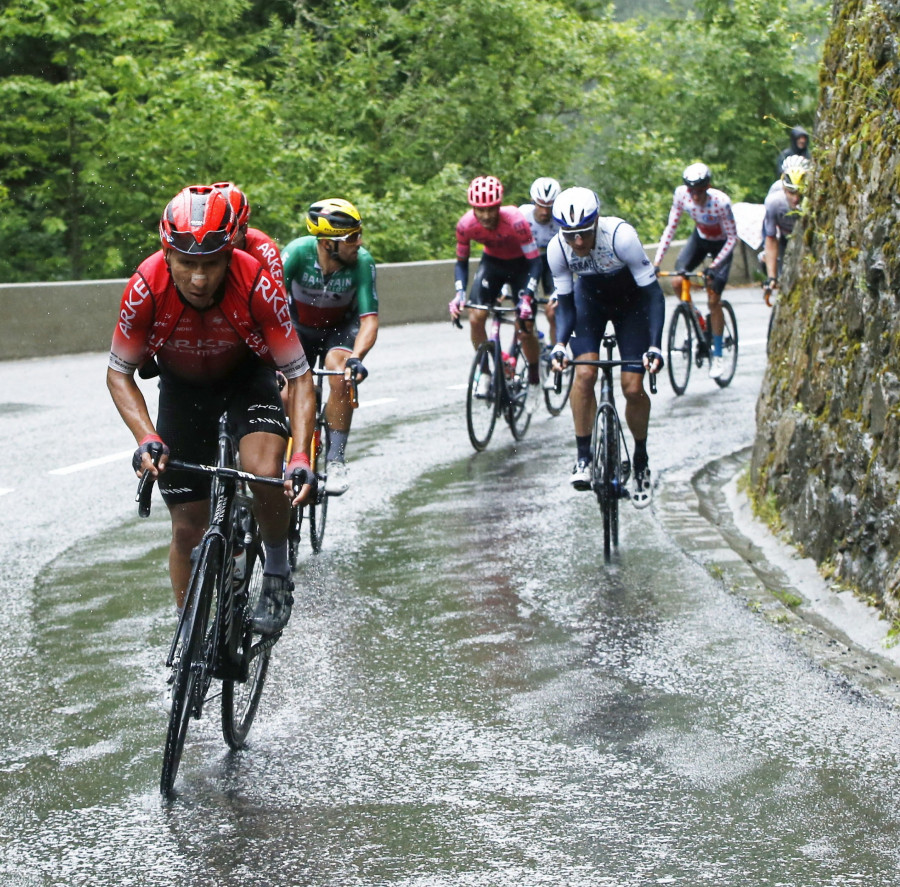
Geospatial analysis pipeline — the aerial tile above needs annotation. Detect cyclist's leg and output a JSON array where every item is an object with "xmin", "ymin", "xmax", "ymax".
[
  {"xmin": 670, "ymin": 232, "xmax": 703, "ymax": 293},
  {"xmin": 705, "ymin": 241, "xmax": 731, "ymax": 347},
  {"xmin": 467, "ymin": 262, "xmax": 491, "ymax": 349},
  {"xmin": 156, "ymin": 379, "xmax": 222, "ymax": 609}
]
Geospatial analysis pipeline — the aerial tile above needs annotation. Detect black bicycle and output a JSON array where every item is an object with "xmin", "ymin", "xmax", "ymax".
[
  {"xmin": 558, "ymin": 334, "xmax": 657, "ymax": 562},
  {"xmin": 288, "ymin": 366, "xmax": 358, "ymax": 563},
  {"xmin": 464, "ymin": 303, "xmax": 533, "ymax": 451},
  {"xmin": 660, "ymin": 270, "xmax": 738, "ymax": 394},
  {"xmin": 137, "ymin": 414, "xmax": 289, "ymax": 795}
]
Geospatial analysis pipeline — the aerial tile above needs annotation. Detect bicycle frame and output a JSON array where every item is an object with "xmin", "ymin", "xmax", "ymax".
[
  {"xmin": 464, "ymin": 303, "xmax": 532, "ymax": 451},
  {"xmin": 659, "ymin": 269, "xmax": 738, "ymax": 394},
  {"xmin": 564, "ymin": 334, "xmax": 656, "ymax": 562}
]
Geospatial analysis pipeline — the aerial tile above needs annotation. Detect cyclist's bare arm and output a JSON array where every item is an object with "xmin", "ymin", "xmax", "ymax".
[
  {"xmin": 284, "ymin": 370, "xmax": 317, "ymax": 506},
  {"xmin": 106, "ymin": 366, "xmax": 168, "ymax": 477}
]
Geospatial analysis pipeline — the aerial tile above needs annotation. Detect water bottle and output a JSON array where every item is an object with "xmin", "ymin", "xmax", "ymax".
[{"xmin": 502, "ymin": 351, "xmax": 515, "ymax": 379}]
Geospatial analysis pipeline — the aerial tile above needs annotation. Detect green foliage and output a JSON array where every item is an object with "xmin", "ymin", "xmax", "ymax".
[{"xmin": 0, "ymin": 0, "xmax": 829, "ymax": 281}]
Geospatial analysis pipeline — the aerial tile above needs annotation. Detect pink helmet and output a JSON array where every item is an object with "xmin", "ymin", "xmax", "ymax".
[{"xmin": 467, "ymin": 175, "xmax": 504, "ymax": 208}]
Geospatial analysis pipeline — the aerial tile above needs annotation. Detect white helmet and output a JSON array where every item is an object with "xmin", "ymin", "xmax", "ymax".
[
  {"xmin": 683, "ymin": 162, "xmax": 711, "ymax": 188},
  {"xmin": 552, "ymin": 187, "xmax": 600, "ymax": 230},
  {"xmin": 530, "ymin": 177, "xmax": 562, "ymax": 207}
]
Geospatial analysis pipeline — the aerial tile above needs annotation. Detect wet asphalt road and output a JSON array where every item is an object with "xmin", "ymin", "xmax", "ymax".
[{"xmin": 3, "ymin": 288, "xmax": 900, "ymax": 886}]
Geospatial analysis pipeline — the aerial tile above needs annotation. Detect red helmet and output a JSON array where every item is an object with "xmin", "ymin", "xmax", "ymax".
[
  {"xmin": 212, "ymin": 181, "xmax": 250, "ymax": 228},
  {"xmin": 467, "ymin": 175, "xmax": 504, "ymax": 208},
  {"xmin": 159, "ymin": 185, "xmax": 237, "ymax": 255}
]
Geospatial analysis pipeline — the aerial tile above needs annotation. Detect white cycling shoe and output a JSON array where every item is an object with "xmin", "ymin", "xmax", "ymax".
[
  {"xmin": 631, "ymin": 468, "xmax": 652, "ymax": 508},
  {"xmin": 325, "ymin": 461, "xmax": 350, "ymax": 496},
  {"xmin": 708, "ymin": 356, "xmax": 724, "ymax": 379}
]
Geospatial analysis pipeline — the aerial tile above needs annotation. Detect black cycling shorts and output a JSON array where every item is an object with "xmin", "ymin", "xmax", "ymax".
[
  {"xmin": 675, "ymin": 230, "xmax": 733, "ymax": 295},
  {"xmin": 570, "ymin": 268, "xmax": 650, "ymax": 374},
  {"xmin": 468, "ymin": 254, "xmax": 530, "ymax": 307},
  {"xmin": 296, "ymin": 320, "xmax": 359, "ymax": 370},
  {"xmin": 156, "ymin": 359, "xmax": 289, "ymax": 505}
]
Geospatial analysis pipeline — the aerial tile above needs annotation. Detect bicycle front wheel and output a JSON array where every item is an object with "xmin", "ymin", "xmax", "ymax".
[
  {"xmin": 667, "ymin": 302, "xmax": 693, "ymax": 395},
  {"xmin": 309, "ymin": 413, "xmax": 329, "ymax": 552},
  {"xmin": 542, "ymin": 354, "xmax": 573, "ymax": 416},
  {"xmin": 714, "ymin": 300, "xmax": 739, "ymax": 388},
  {"xmin": 591, "ymin": 402, "xmax": 621, "ymax": 564},
  {"xmin": 161, "ymin": 535, "xmax": 221, "ymax": 795},
  {"xmin": 222, "ymin": 531, "xmax": 271, "ymax": 749},
  {"xmin": 466, "ymin": 342, "xmax": 499, "ymax": 451},
  {"xmin": 506, "ymin": 347, "xmax": 532, "ymax": 441}
]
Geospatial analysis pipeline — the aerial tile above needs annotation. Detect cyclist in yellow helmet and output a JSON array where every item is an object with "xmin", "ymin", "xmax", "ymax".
[{"xmin": 281, "ymin": 198, "xmax": 378, "ymax": 496}]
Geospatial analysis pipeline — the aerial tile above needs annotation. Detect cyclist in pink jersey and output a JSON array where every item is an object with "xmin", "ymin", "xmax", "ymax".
[
  {"xmin": 653, "ymin": 163, "xmax": 737, "ymax": 379},
  {"xmin": 107, "ymin": 185, "xmax": 317, "ymax": 636},
  {"xmin": 449, "ymin": 175, "xmax": 545, "ymax": 408},
  {"xmin": 213, "ymin": 181, "xmax": 286, "ymax": 295}
]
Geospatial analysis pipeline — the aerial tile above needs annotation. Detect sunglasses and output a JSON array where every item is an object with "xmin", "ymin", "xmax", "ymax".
[
  {"xmin": 562, "ymin": 227, "xmax": 595, "ymax": 242},
  {"xmin": 327, "ymin": 228, "xmax": 363, "ymax": 244},
  {"xmin": 165, "ymin": 227, "xmax": 233, "ymax": 255}
]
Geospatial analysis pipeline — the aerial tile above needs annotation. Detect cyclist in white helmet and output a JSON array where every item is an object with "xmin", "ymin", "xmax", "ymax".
[
  {"xmin": 520, "ymin": 177, "xmax": 562, "ymax": 359},
  {"xmin": 547, "ymin": 187, "xmax": 665, "ymax": 507},
  {"xmin": 653, "ymin": 163, "xmax": 737, "ymax": 380}
]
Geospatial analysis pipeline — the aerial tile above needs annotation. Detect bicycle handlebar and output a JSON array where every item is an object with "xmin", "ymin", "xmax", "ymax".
[
  {"xmin": 313, "ymin": 367, "xmax": 360, "ymax": 408},
  {"xmin": 554, "ymin": 358, "xmax": 658, "ymax": 395}
]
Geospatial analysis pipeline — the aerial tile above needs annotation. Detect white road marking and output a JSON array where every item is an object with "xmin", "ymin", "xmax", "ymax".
[
  {"xmin": 447, "ymin": 384, "xmax": 468, "ymax": 390},
  {"xmin": 0, "ymin": 488, "xmax": 12, "ymax": 497},
  {"xmin": 357, "ymin": 398, "xmax": 397, "ymax": 409},
  {"xmin": 48, "ymin": 451, "xmax": 132, "ymax": 476}
]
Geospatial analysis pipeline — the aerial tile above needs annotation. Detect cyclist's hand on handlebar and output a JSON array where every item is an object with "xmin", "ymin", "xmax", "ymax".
[
  {"xmin": 344, "ymin": 356, "xmax": 367, "ymax": 382},
  {"xmin": 763, "ymin": 277, "xmax": 777, "ymax": 306},
  {"xmin": 132, "ymin": 434, "xmax": 168, "ymax": 478},
  {"xmin": 549, "ymin": 343, "xmax": 569, "ymax": 371},
  {"xmin": 286, "ymin": 452, "xmax": 317, "ymax": 507},
  {"xmin": 515, "ymin": 289, "xmax": 535, "ymax": 322},
  {"xmin": 449, "ymin": 292, "xmax": 465, "ymax": 327},
  {"xmin": 703, "ymin": 268, "xmax": 716, "ymax": 286},
  {"xmin": 643, "ymin": 347, "xmax": 664, "ymax": 374}
]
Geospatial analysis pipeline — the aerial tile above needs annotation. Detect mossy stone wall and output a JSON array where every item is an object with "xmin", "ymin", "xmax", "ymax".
[{"xmin": 751, "ymin": 0, "xmax": 900, "ymax": 610}]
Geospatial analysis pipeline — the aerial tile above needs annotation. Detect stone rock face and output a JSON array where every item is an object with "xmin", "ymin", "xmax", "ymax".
[{"xmin": 751, "ymin": 0, "xmax": 900, "ymax": 611}]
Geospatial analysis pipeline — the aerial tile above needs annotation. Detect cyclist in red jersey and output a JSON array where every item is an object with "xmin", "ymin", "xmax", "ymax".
[
  {"xmin": 107, "ymin": 185, "xmax": 317, "ymax": 636},
  {"xmin": 449, "ymin": 175, "xmax": 545, "ymax": 407},
  {"xmin": 213, "ymin": 181, "xmax": 286, "ymax": 295}
]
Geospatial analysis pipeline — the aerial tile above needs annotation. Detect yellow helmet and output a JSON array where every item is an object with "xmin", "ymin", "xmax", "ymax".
[
  {"xmin": 781, "ymin": 155, "xmax": 811, "ymax": 193},
  {"xmin": 306, "ymin": 198, "xmax": 362, "ymax": 238}
]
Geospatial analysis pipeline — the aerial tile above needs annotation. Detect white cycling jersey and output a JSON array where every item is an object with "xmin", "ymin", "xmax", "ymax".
[
  {"xmin": 763, "ymin": 181, "xmax": 798, "ymax": 239},
  {"xmin": 518, "ymin": 203, "xmax": 560, "ymax": 252},
  {"xmin": 653, "ymin": 185, "xmax": 737, "ymax": 269},
  {"xmin": 547, "ymin": 216, "xmax": 656, "ymax": 293}
]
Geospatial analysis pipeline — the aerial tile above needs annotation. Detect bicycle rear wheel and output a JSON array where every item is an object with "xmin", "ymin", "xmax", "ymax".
[
  {"xmin": 506, "ymin": 347, "xmax": 532, "ymax": 441},
  {"xmin": 161, "ymin": 535, "xmax": 221, "ymax": 795},
  {"xmin": 309, "ymin": 413, "xmax": 329, "ymax": 552},
  {"xmin": 714, "ymin": 300, "xmax": 739, "ymax": 388},
  {"xmin": 466, "ymin": 342, "xmax": 499, "ymax": 451},
  {"xmin": 591, "ymin": 403, "xmax": 621, "ymax": 563},
  {"xmin": 222, "ymin": 530, "xmax": 272, "ymax": 749},
  {"xmin": 667, "ymin": 302, "xmax": 693, "ymax": 395},
  {"xmin": 541, "ymin": 348, "xmax": 573, "ymax": 416}
]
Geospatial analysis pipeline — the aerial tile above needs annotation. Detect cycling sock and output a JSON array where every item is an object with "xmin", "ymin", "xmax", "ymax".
[
  {"xmin": 528, "ymin": 362, "xmax": 540, "ymax": 385},
  {"xmin": 327, "ymin": 430, "xmax": 348, "ymax": 462},
  {"xmin": 633, "ymin": 439, "xmax": 648, "ymax": 475},
  {"xmin": 713, "ymin": 334, "xmax": 723, "ymax": 357},
  {"xmin": 576, "ymin": 435, "xmax": 592, "ymax": 463},
  {"xmin": 263, "ymin": 542, "xmax": 290, "ymax": 578}
]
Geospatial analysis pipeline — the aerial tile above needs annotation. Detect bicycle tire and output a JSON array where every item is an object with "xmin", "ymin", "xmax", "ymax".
[
  {"xmin": 161, "ymin": 535, "xmax": 221, "ymax": 795},
  {"xmin": 591, "ymin": 402, "xmax": 620, "ymax": 563},
  {"xmin": 309, "ymin": 413, "xmax": 329, "ymax": 552},
  {"xmin": 221, "ymin": 530, "xmax": 271, "ymax": 749},
  {"xmin": 667, "ymin": 302, "xmax": 693, "ymax": 395},
  {"xmin": 466, "ymin": 342, "xmax": 499, "ymax": 451},
  {"xmin": 714, "ymin": 300, "xmax": 739, "ymax": 388},
  {"xmin": 506, "ymin": 346, "xmax": 532, "ymax": 440},
  {"xmin": 541, "ymin": 351, "xmax": 573, "ymax": 416}
]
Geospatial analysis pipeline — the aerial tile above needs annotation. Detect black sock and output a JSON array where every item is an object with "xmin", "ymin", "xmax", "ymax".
[
  {"xmin": 576, "ymin": 435, "xmax": 592, "ymax": 463},
  {"xmin": 633, "ymin": 438, "xmax": 648, "ymax": 474}
]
